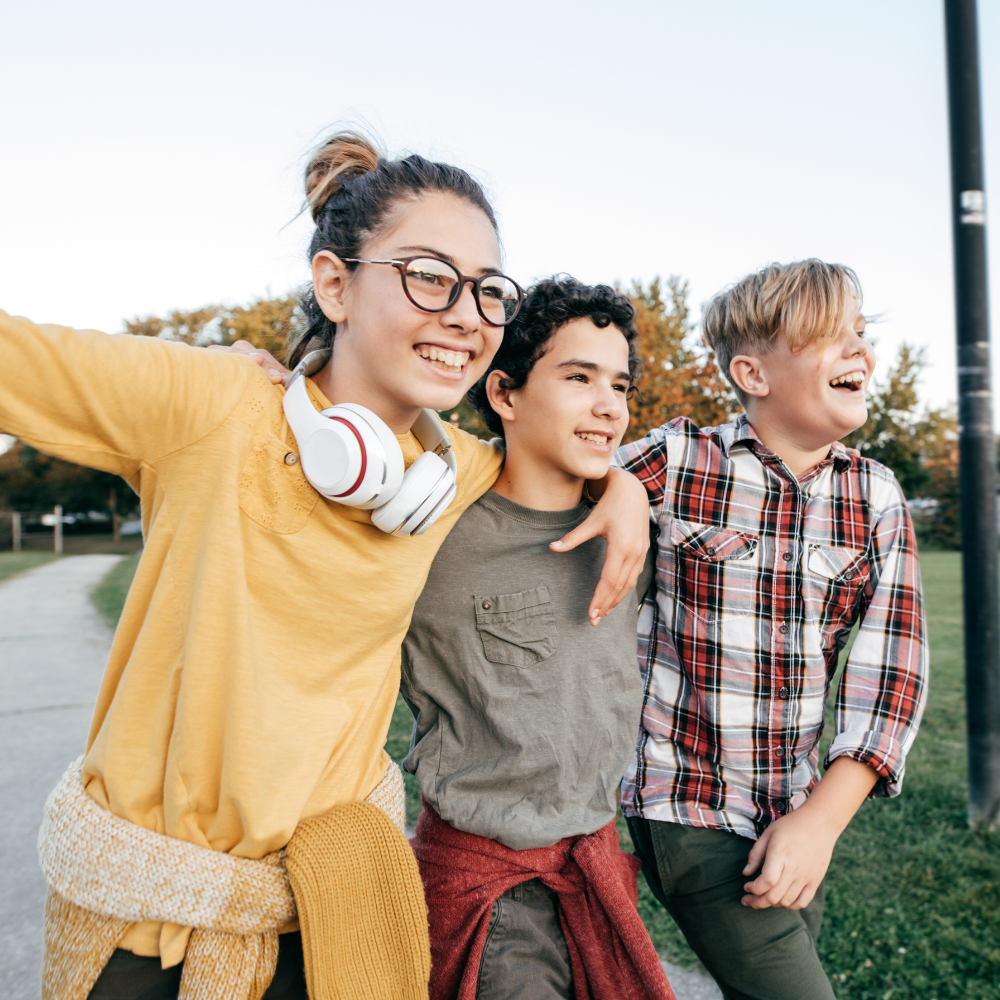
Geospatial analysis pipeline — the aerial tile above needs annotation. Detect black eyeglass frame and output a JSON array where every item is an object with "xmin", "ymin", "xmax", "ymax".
[{"xmin": 342, "ymin": 256, "xmax": 526, "ymax": 327}]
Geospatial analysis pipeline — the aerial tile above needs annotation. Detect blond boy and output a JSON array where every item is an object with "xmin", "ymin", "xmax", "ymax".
[{"xmin": 615, "ymin": 260, "xmax": 928, "ymax": 999}]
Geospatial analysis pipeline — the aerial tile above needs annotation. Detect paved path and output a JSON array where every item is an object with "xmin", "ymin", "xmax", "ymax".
[
  {"xmin": 662, "ymin": 961, "xmax": 723, "ymax": 999},
  {"xmin": 0, "ymin": 553, "xmax": 722, "ymax": 1000},
  {"xmin": 0, "ymin": 555, "xmax": 121, "ymax": 1000}
]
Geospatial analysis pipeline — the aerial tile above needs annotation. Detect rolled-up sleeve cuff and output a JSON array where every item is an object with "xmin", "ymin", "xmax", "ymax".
[{"xmin": 825, "ymin": 729, "xmax": 905, "ymax": 798}]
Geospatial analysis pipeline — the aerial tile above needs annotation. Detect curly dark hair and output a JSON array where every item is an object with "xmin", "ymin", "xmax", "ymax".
[{"xmin": 467, "ymin": 276, "xmax": 642, "ymax": 437}]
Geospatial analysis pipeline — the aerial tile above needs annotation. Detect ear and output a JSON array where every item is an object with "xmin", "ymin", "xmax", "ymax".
[
  {"xmin": 729, "ymin": 354, "xmax": 770, "ymax": 399},
  {"xmin": 485, "ymin": 370, "xmax": 516, "ymax": 425},
  {"xmin": 312, "ymin": 251, "xmax": 350, "ymax": 324}
]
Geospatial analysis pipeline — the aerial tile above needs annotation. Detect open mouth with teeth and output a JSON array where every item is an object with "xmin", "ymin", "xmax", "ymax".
[
  {"xmin": 829, "ymin": 370, "xmax": 866, "ymax": 392},
  {"xmin": 415, "ymin": 344, "xmax": 471, "ymax": 374},
  {"xmin": 576, "ymin": 432, "xmax": 612, "ymax": 447}
]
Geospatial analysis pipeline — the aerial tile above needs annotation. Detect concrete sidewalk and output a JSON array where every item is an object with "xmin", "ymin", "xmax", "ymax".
[{"xmin": 0, "ymin": 554, "xmax": 121, "ymax": 1000}]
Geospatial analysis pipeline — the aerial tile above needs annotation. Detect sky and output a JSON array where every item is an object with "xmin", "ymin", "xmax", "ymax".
[{"xmin": 2, "ymin": 0, "xmax": 999, "ymax": 417}]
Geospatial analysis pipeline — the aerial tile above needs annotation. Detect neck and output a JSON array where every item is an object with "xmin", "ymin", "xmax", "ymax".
[
  {"xmin": 490, "ymin": 444, "xmax": 586, "ymax": 511},
  {"xmin": 311, "ymin": 346, "xmax": 421, "ymax": 435},
  {"xmin": 744, "ymin": 411, "xmax": 834, "ymax": 480}
]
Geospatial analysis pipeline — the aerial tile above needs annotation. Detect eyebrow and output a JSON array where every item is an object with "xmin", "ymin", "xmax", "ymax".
[
  {"xmin": 396, "ymin": 245, "xmax": 500, "ymax": 277},
  {"xmin": 556, "ymin": 359, "xmax": 632, "ymax": 381}
]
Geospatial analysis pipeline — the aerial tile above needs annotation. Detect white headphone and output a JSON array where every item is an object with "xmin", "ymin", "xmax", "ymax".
[{"xmin": 282, "ymin": 350, "xmax": 458, "ymax": 536}]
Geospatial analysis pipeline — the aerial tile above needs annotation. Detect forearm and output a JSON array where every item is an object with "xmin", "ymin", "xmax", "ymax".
[
  {"xmin": 798, "ymin": 756, "xmax": 878, "ymax": 838},
  {"xmin": 553, "ymin": 466, "xmax": 650, "ymax": 621},
  {"xmin": 742, "ymin": 758, "xmax": 878, "ymax": 910}
]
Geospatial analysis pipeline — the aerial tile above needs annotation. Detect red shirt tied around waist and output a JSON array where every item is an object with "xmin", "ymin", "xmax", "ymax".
[{"xmin": 412, "ymin": 802, "xmax": 676, "ymax": 1000}]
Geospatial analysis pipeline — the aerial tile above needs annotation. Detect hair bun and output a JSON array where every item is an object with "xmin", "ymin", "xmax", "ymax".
[{"xmin": 304, "ymin": 130, "xmax": 384, "ymax": 221}]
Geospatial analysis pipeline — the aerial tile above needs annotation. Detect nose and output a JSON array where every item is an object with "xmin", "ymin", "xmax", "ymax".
[
  {"xmin": 594, "ymin": 380, "xmax": 625, "ymax": 421},
  {"xmin": 441, "ymin": 279, "xmax": 482, "ymax": 333}
]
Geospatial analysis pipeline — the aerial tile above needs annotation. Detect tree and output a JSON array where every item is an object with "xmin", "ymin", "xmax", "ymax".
[
  {"xmin": 442, "ymin": 276, "xmax": 738, "ymax": 441},
  {"xmin": 843, "ymin": 344, "xmax": 961, "ymax": 548},
  {"xmin": 125, "ymin": 293, "xmax": 300, "ymax": 361},
  {"xmin": 0, "ymin": 442, "xmax": 139, "ymax": 540},
  {"xmin": 842, "ymin": 344, "xmax": 930, "ymax": 498},
  {"xmin": 624, "ymin": 277, "xmax": 735, "ymax": 442}
]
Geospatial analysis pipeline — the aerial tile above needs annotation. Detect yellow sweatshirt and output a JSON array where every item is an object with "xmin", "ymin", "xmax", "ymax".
[{"xmin": 0, "ymin": 311, "xmax": 503, "ymax": 964}]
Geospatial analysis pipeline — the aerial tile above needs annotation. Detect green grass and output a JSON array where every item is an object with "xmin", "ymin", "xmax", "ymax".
[
  {"xmin": 91, "ymin": 555, "xmax": 140, "ymax": 625},
  {"xmin": 0, "ymin": 550, "xmax": 60, "ymax": 582}
]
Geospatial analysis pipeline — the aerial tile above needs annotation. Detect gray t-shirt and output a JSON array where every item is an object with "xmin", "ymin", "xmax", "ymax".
[{"xmin": 400, "ymin": 490, "xmax": 642, "ymax": 850}]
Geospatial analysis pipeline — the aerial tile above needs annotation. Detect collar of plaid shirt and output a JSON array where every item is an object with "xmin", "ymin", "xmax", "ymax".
[{"xmin": 615, "ymin": 415, "xmax": 927, "ymax": 839}]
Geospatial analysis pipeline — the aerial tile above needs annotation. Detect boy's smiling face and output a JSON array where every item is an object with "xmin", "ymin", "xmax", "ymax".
[
  {"xmin": 733, "ymin": 305, "xmax": 873, "ymax": 465},
  {"xmin": 487, "ymin": 317, "xmax": 632, "ymax": 506}
]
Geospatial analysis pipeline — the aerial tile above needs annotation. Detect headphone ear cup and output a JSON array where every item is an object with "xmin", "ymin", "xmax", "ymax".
[
  {"xmin": 370, "ymin": 452, "xmax": 457, "ymax": 536},
  {"xmin": 315, "ymin": 404, "xmax": 404, "ymax": 507},
  {"xmin": 299, "ymin": 427, "xmax": 358, "ymax": 496}
]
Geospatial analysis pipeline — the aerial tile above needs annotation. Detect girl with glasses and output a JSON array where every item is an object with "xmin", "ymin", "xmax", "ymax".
[{"xmin": 6, "ymin": 131, "xmax": 649, "ymax": 1000}]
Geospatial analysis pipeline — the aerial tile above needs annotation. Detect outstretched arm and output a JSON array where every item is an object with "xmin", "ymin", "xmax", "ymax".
[{"xmin": 0, "ymin": 313, "xmax": 259, "ymax": 474}]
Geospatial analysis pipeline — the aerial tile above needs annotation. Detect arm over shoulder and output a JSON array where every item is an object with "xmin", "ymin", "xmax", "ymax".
[
  {"xmin": 613, "ymin": 421, "xmax": 681, "ymax": 515},
  {"xmin": 0, "ymin": 310, "xmax": 262, "ymax": 476}
]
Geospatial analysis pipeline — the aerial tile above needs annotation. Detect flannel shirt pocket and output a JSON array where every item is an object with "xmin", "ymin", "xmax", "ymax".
[
  {"xmin": 807, "ymin": 544, "xmax": 867, "ymax": 583},
  {"xmin": 670, "ymin": 519, "xmax": 758, "ymax": 624},
  {"xmin": 475, "ymin": 586, "xmax": 560, "ymax": 666},
  {"xmin": 804, "ymin": 544, "xmax": 870, "ymax": 647}
]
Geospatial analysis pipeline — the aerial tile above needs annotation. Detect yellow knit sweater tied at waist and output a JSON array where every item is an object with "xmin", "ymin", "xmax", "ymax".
[{"xmin": 39, "ymin": 758, "xmax": 430, "ymax": 1000}]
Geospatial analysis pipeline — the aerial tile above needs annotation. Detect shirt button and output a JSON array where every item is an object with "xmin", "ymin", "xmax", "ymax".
[
  {"xmin": 782, "ymin": 551, "xmax": 793, "ymax": 562},
  {"xmin": 705, "ymin": 546, "xmax": 716, "ymax": 556},
  {"xmin": 481, "ymin": 600, "xmax": 492, "ymax": 610},
  {"xmin": 779, "ymin": 623, "xmax": 789, "ymax": 634},
  {"xmin": 774, "ymin": 746, "xmax": 785, "ymax": 758},
  {"xmin": 779, "ymin": 686, "xmax": 790, "ymax": 699},
  {"xmin": 284, "ymin": 453, "xmax": 298, "ymax": 465}
]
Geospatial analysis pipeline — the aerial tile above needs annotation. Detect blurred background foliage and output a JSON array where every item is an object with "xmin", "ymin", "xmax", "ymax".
[{"xmin": 0, "ymin": 279, "xmax": 967, "ymax": 549}]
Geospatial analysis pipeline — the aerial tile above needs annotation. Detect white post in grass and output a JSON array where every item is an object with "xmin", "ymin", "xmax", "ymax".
[
  {"xmin": 11, "ymin": 512, "xmax": 21, "ymax": 552},
  {"xmin": 54, "ymin": 505, "xmax": 63, "ymax": 554}
]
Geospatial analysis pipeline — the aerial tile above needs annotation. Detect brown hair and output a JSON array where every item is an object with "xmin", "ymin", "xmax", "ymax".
[
  {"xmin": 288, "ymin": 130, "xmax": 498, "ymax": 368},
  {"xmin": 702, "ymin": 259, "xmax": 863, "ymax": 406}
]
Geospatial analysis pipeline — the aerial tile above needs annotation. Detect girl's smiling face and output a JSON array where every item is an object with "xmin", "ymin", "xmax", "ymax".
[{"xmin": 312, "ymin": 190, "xmax": 506, "ymax": 432}]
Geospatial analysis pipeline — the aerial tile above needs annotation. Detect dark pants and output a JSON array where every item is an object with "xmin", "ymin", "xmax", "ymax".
[
  {"xmin": 87, "ymin": 931, "xmax": 307, "ymax": 1000},
  {"xmin": 627, "ymin": 817, "xmax": 835, "ymax": 1000},
  {"xmin": 476, "ymin": 878, "xmax": 573, "ymax": 1000}
]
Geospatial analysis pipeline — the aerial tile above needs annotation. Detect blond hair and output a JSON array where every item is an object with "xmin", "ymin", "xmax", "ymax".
[{"xmin": 702, "ymin": 259, "xmax": 863, "ymax": 406}]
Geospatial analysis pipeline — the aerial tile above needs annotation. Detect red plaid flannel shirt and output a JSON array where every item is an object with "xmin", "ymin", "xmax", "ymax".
[{"xmin": 615, "ymin": 416, "xmax": 928, "ymax": 838}]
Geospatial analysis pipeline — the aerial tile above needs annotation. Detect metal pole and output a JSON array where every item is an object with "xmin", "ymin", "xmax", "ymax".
[
  {"xmin": 53, "ymin": 505, "xmax": 63, "ymax": 555},
  {"xmin": 945, "ymin": 0, "xmax": 1000, "ymax": 828},
  {"xmin": 12, "ymin": 512, "xmax": 21, "ymax": 553}
]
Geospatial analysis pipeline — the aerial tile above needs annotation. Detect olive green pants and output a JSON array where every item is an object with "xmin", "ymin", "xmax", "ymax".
[{"xmin": 627, "ymin": 817, "xmax": 835, "ymax": 1000}]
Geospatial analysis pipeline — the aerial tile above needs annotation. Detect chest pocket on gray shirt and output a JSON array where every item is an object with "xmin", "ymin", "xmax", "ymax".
[{"xmin": 474, "ymin": 586, "xmax": 560, "ymax": 666}]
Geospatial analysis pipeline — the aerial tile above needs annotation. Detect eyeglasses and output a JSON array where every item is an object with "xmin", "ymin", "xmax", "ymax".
[{"xmin": 343, "ymin": 256, "xmax": 525, "ymax": 327}]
